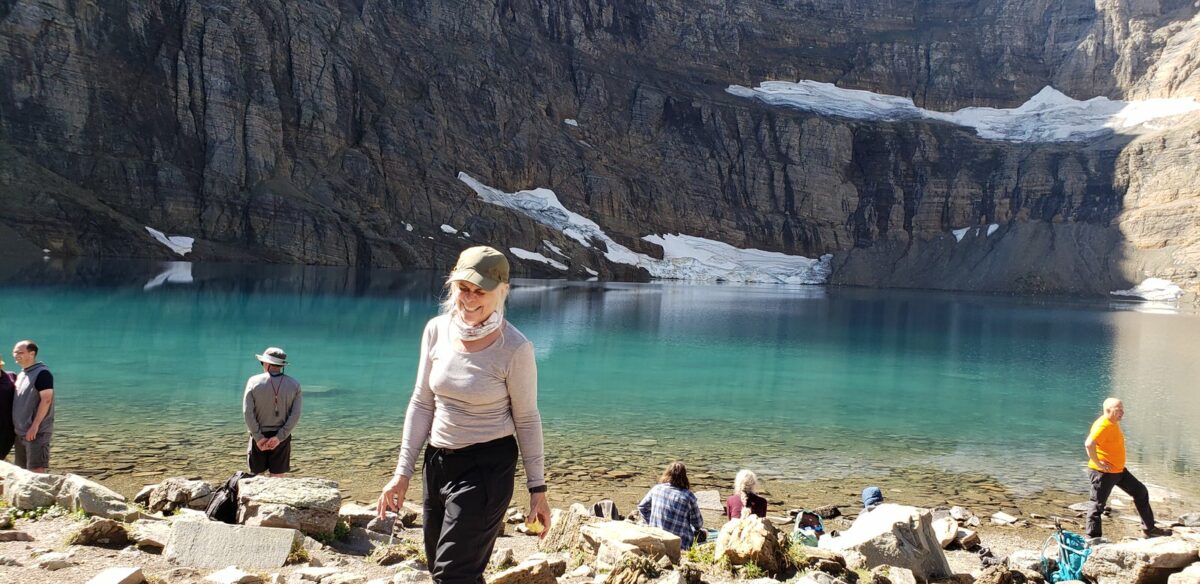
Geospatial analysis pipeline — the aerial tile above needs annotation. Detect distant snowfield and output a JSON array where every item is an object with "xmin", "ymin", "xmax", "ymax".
[
  {"xmin": 459, "ymin": 172, "xmax": 831, "ymax": 284},
  {"xmin": 726, "ymin": 81, "xmax": 1200, "ymax": 142}
]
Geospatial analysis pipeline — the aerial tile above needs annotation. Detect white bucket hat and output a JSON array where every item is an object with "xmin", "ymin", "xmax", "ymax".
[{"xmin": 256, "ymin": 347, "xmax": 288, "ymax": 366}]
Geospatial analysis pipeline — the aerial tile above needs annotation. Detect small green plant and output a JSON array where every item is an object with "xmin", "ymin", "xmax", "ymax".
[
  {"xmin": 67, "ymin": 508, "xmax": 90, "ymax": 522},
  {"xmin": 286, "ymin": 539, "xmax": 311, "ymax": 564},
  {"xmin": 740, "ymin": 561, "xmax": 765, "ymax": 579},
  {"xmin": 569, "ymin": 549, "xmax": 590, "ymax": 569},
  {"xmin": 850, "ymin": 567, "xmax": 872, "ymax": 582},
  {"xmin": 13, "ymin": 505, "xmax": 68, "ymax": 521},
  {"xmin": 684, "ymin": 542, "xmax": 716, "ymax": 565},
  {"xmin": 311, "ymin": 520, "xmax": 352, "ymax": 545},
  {"xmin": 716, "ymin": 555, "xmax": 735, "ymax": 575},
  {"xmin": 784, "ymin": 541, "xmax": 811, "ymax": 569},
  {"xmin": 369, "ymin": 541, "xmax": 425, "ymax": 566}
]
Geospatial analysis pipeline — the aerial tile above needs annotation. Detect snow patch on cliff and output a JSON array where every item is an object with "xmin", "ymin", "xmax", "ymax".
[
  {"xmin": 511, "ymin": 247, "xmax": 568, "ymax": 271},
  {"xmin": 459, "ymin": 172, "xmax": 831, "ymax": 284},
  {"xmin": 1111, "ymin": 278, "xmax": 1184, "ymax": 301},
  {"xmin": 726, "ymin": 81, "xmax": 1200, "ymax": 142},
  {"xmin": 145, "ymin": 226, "xmax": 193, "ymax": 256}
]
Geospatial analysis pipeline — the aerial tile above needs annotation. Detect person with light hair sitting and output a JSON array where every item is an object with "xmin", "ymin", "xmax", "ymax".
[{"xmin": 726, "ymin": 469, "xmax": 768, "ymax": 519}]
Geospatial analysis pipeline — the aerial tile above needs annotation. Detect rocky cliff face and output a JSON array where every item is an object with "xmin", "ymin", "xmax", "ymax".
[{"xmin": 1, "ymin": 0, "xmax": 1198, "ymax": 295}]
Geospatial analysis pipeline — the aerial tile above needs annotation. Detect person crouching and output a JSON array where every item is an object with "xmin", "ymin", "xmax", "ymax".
[{"xmin": 243, "ymin": 347, "xmax": 302, "ymax": 476}]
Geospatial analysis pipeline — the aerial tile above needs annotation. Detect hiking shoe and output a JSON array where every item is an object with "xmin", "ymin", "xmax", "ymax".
[
  {"xmin": 1143, "ymin": 527, "xmax": 1173, "ymax": 538},
  {"xmin": 1084, "ymin": 536, "xmax": 1108, "ymax": 547}
]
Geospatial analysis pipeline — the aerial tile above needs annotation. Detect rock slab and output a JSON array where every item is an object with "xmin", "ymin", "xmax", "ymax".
[
  {"xmin": 1083, "ymin": 537, "xmax": 1200, "ymax": 584},
  {"xmin": 819, "ymin": 504, "xmax": 952, "ymax": 581},
  {"xmin": 238, "ymin": 476, "xmax": 341, "ymax": 536},
  {"xmin": 487, "ymin": 558, "xmax": 557, "ymax": 584},
  {"xmin": 580, "ymin": 521, "xmax": 681, "ymax": 565},
  {"xmin": 86, "ymin": 567, "xmax": 146, "ymax": 584},
  {"xmin": 165, "ymin": 520, "xmax": 303, "ymax": 569}
]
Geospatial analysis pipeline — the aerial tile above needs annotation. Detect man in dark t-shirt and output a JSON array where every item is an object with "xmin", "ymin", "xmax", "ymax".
[
  {"xmin": 0, "ymin": 357, "xmax": 15, "ymax": 461},
  {"xmin": 11, "ymin": 340, "xmax": 54, "ymax": 472}
]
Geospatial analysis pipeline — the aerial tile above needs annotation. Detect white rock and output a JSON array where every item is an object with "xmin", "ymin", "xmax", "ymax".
[
  {"xmin": 948, "ymin": 506, "xmax": 974, "ymax": 522},
  {"xmin": 1168, "ymin": 563, "xmax": 1200, "ymax": 584},
  {"xmin": 86, "ymin": 566, "xmax": 145, "ymax": 584},
  {"xmin": 205, "ymin": 565, "xmax": 263, "ymax": 584},
  {"xmin": 932, "ymin": 516, "xmax": 958, "ymax": 549},
  {"xmin": 819, "ymin": 504, "xmax": 951, "ymax": 581},
  {"xmin": 569, "ymin": 565, "xmax": 593, "ymax": 578},
  {"xmin": 57, "ymin": 474, "xmax": 141, "ymax": 520},
  {"xmin": 36, "ymin": 551, "xmax": 76, "ymax": 571},
  {"xmin": 991, "ymin": 511, "xmax": 1018, "ymax": 525},
  {"xmin": 487, "ymin": 558, "xmax": 557, "ymax": 584},
  {"xmin": 294, "ymin": 566, "xmax": 341, "ymax": 581}
]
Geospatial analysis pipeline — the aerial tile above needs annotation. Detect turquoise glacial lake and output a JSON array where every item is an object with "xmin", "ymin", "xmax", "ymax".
[{"xmin": 0, "ymin": 259, "xmax": 1196, "ymax": 504}]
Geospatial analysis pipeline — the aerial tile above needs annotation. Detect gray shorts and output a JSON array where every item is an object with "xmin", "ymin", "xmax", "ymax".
[{"xmin": 15, "ymin": 432, "xmax": 51, "ymax": 469}]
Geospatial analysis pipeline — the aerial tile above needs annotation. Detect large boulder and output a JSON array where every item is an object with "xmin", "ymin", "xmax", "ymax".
[
  {"xmin": 165, "ymin": 520, "xmax": 303, "ymax": 569},
  {"xmin": 56, "ymin": 474, "xmax": 141, "ymax": 521},
  {"xmin": 237, "ymin": 477, "xmax": 341, "ymax": 536},
  {"xmin": 1083, "ymin": 537, "xmax": 1199, "ymax": 584},
  {"xmin": 4, "ymin": 468, "xmax": 64, "ymax": 509},
  {"xmin": 1168, "ymin": 563, "xmax": 1200, "ymax": 584},
  {"xmin": 146, "ymin": 477, "xmax": 214, "ymax": 513},
  {"xmin": 715, "ymin": 515, "xmax": 786, "ymax": 573},
  {"xmin": 819, "ymin": 504, "xmax": 952, "ymax": 582},
  {"xmin": 540, "ymin": 504, "xmax": 598, "ymax": 553},
  {"xmin": 580, "ymin": 521, "xmax": 682, "ymax": 565}
]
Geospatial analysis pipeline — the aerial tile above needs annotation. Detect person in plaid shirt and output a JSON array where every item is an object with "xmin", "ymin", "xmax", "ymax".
[{"xmin": 638, "ymin": 461, "xmax": 704, "ymax": 549}]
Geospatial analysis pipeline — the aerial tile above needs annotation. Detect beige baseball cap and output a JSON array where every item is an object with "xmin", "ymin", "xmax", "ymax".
[{"xmin": 448, "ymin": 246, "xmax": 510, "ymax": 291}]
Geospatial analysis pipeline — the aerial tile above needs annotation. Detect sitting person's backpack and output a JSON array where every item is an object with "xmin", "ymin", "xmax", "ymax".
[
  {"xmin": 205, "ymin": 471, "xmax": 255, "ymax": 524},
  {"xmin": 792, "ymin": 510, "xmax": 826, "ymax": 547}
]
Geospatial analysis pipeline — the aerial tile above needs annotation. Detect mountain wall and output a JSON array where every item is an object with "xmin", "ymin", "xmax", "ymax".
[{"xmin": 1, "ymin": 0, "xmax": 1199, "ymax": 295}]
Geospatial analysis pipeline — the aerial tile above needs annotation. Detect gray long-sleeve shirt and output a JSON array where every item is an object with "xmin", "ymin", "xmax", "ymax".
[
  {"xmin": 396, "ymin": 315, "xmax": 545, "ymax": 489},
  {"xmin": 243, "ymin": 372, "xmax": 302, "ymax": 442}
]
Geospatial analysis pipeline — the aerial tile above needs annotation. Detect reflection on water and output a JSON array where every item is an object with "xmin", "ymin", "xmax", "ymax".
[{"xmin": 0, "ymin": 258, "xmax": 1196, "ymax": 503}]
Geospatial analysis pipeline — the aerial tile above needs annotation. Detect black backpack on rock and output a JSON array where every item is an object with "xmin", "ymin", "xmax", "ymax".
[{"xmin": 204, "ymin": 471, "xmax": 255, "ymax": 523}]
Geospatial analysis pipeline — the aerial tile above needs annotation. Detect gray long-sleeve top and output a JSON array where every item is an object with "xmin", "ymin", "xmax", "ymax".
[
  {"xmin": 396, "ymin": 315, "xmax": 545, "ymax": 489},
  {"xmin": 243, "ymin": 372, "xmax": 302, "ymax": 442}
]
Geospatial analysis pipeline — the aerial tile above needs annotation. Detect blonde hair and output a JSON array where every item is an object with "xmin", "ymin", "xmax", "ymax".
[
  {"xmin": 734, "ymin": 469, "xmax": 758, "ymax": 505},
  {"xmin": 439, "ymin": 280, "xmax": 511, "ymax": 318}
]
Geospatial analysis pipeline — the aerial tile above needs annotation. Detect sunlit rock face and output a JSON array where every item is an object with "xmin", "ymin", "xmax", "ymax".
[{"xmin": 0, "ymin": 0, "xmax": 1198, "ymax": 295}]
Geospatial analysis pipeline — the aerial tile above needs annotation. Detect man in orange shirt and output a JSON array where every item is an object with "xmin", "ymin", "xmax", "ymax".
[{"xmin": 1084, "ymin": 398, "xmax": 1170, "ymax": 539}]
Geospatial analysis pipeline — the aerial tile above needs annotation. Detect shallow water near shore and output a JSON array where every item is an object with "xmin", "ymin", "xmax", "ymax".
[{"xmin": 0, "ymin": 259, "xmax": 1196, "ymax": 515}]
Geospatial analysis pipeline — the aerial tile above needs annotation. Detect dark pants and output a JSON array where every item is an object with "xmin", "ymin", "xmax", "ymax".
[
  {"xmin": 1087, "ymin": 468, "xmax": 1156, "ymax": 537},
  {"xmin": 423, "ymin": 436, "xmax": 517, "ymax": 584},
  {"xmin": 0, "ymin": 429, "xmax": 14, "ymax": 461}
]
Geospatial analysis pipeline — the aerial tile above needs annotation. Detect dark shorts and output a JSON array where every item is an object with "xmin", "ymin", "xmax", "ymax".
[
  {"xmin": 15, "ymin": 432, "xmax": 51, "ymax": 469},
  {"xmin": 247, "ymin": 431, "xmax": 292, "ymax": 474}
]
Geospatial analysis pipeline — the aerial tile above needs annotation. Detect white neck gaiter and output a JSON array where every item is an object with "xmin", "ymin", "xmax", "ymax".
[{"xmin": 451, "ymin": 310, "xmax": 503, "ymax": 341}]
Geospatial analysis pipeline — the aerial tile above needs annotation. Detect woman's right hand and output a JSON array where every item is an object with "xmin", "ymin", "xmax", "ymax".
[{"xmin": 377, "ymin": 474, "xmax": 411, "ymax": 520}]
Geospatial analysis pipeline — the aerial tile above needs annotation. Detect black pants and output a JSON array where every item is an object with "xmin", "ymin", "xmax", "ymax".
[
  {"xmin": 423, "ymin": 436, "xmax": 517, "ymax": 584},
  {"xmin": 0, "ymin": 428, "xmax": 14, "ymax": 461},
  {"xmin": 1087, "ymin": 468, "xmax": 1156, "ymax": 537}
]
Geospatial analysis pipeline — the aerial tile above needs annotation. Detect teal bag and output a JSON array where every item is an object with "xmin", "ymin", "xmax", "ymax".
[{"xmin": 791, "ymin": 510, "xmax": 825, "ymax": 547}]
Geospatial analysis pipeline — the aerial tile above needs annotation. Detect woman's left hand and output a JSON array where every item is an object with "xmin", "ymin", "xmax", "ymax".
[{"xmin": 529, "ymin": 491, "xmax": 551, "ymax": 540}]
